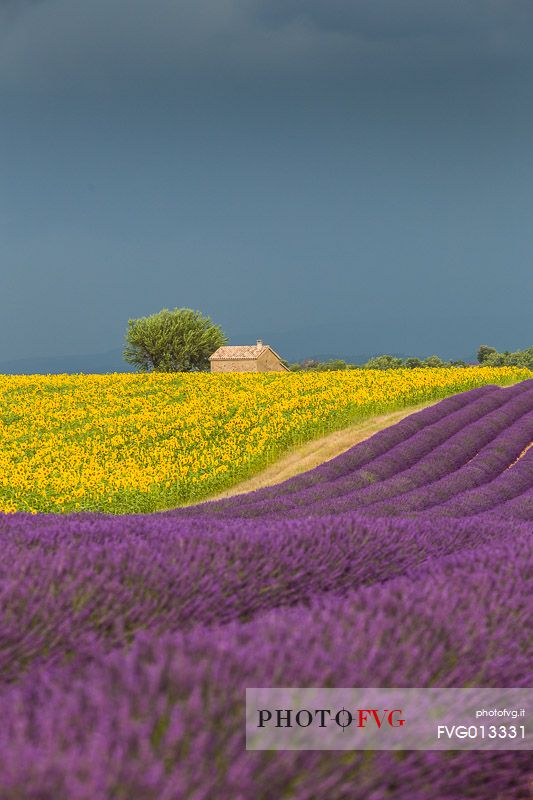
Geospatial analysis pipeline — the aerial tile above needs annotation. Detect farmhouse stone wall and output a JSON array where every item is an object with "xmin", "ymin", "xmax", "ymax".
[
  {"xmin": 256, "ymin": 350, "xmax": 287, "ymax": 372},
  {"xmin": 211, "ymin": 358, "xmax": 258, "ymax": 373}
]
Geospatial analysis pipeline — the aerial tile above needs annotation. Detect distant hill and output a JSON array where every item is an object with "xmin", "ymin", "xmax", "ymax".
[{"xmin": 0, "ymin": 349, "xmax": 134, "ymax": 375}]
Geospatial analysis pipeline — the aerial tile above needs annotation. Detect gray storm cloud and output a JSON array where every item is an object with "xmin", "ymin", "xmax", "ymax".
[
  {"xmin": 254, "ymin": 0, "xmax": 532, "ymax": 39},
  {"xmin": 1, "ymin": 0, "xmax": 532, "ymax": 362},
  {"xmin": 1, "ymin": 0, "xmax": 532, "ymax": 94}
]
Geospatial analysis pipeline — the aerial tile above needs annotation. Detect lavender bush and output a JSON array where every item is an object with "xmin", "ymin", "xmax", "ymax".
[{"xmin": 0, "ymin": 380, "xmax": 531, "ymax": 799}]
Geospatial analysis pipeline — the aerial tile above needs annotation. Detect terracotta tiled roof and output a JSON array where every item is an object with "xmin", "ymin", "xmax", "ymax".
[{"xmin": 209, "ymin": 344, "xmax": 268, "ymax": 360}]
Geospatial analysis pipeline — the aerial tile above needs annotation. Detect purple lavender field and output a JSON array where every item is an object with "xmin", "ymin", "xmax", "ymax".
[{"xmin": 0, "ymin": 380, "xmax": 532, "ymax": 799}]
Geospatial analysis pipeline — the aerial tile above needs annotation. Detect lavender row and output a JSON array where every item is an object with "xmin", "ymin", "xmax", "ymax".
[
  {"xmin": 0, "ymin": 533, "xmax": 530, "ymax": 800},
  {"xmin": 0, "ymin": 509, "xmax": 530, "ymax": 682},
  {"xmin": 362, "ymin": 411, "xmax": 533, "ymax": 514},
  {"xmin": 489, "ymin": 481, "xmax": 533, "ymax": 520},
  {"xmin": 194, "ymin": 381, "xmax": 533, "ymax": 518},
  {"xmin": 177, "ymin": 383, "xmax": 501, "ymax": 513},
  {"xmin": 302, "ymin": 410, "xmax": 533, "ymax": 518},
  {"xmin": 427, "ymin": 447, "xmax": 533, "ymax": 517}
]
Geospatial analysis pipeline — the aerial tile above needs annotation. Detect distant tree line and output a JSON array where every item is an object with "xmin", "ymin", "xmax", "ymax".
[
  {"xmin": 287, "ymin": 355, "xmax": 465, "ymax": 371},
  {"xmin": 476, "ymin": 345, "xmax": 533, "ymax": 371},
  {"xmin": 123, "ymin": 309, "xmax": 532, "ymax": 374},
  {"xmin": 288, "ymin": 346, "xmax": 532, "ymax": 372}
]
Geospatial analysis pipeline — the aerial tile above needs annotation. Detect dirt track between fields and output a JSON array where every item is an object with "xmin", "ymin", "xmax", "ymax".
[{"xmin": 206, "ymin": 400, "xmax": 438, "ymax": 501}]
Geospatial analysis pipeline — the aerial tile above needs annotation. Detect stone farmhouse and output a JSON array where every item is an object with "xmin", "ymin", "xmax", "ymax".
[{"xmin": 209, "ymin": 340, "xmax": 289, "ymax": 373}]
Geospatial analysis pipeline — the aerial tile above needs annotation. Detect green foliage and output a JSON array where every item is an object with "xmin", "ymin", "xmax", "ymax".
[
  {"xmin": 287, "ymin": 346, "xmax": 532, "ymax": 373},
  {"xmin": 477, "ymin": 344, "xmax": 497, "ymax": 363},
  {"xmin": 288, "ymin": 359, "xmax": 347, "ymax": 372},
  {"xmin": 124, "ymin": 308, "xmax": 227, "ymax": 372},
  {"xmin": 289, "ymin": 359, "xmax": 317, "ymax": 371},
  {"xmin": 404, "ymin": 357, "xmax": 423, "ymax": 369},
  {"xmin": 364, "ymin": 355, "xmax": 404, "ymax": 370},
  {"xmin": 316, "ymin": 359, "xmax": 348, "ymax": 372},
  {"xmin": 423, "ymin": 355, "xmax": 448, "ymax": 368},
  {"xmin": 483, "ymin": 347, "xmax": 533, "ymax": 371}
]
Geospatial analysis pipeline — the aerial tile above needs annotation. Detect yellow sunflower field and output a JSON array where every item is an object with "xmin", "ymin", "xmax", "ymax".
[{"xmin": 0, "ymin": 366, "xmax": 529, "ymax": 513}]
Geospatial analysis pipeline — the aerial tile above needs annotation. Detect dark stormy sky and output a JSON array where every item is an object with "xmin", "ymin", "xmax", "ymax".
[{"xmin": 1, "ymin": 0, "xmax": 532, "ymax": 365}]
